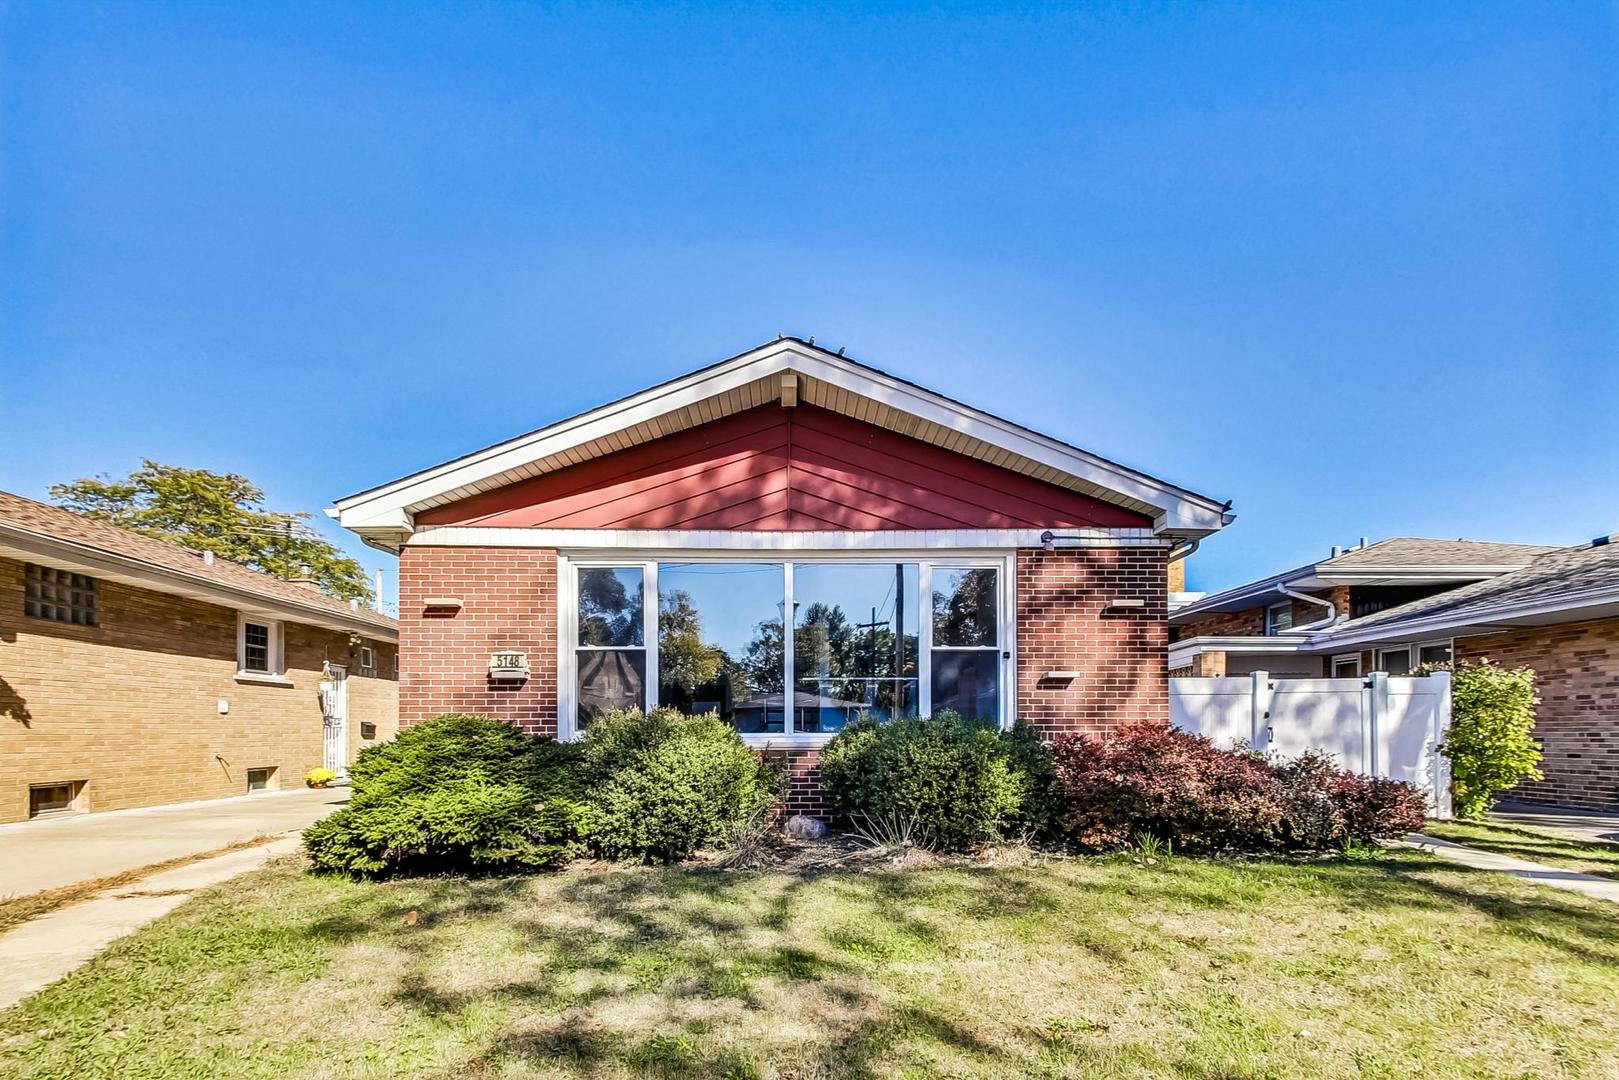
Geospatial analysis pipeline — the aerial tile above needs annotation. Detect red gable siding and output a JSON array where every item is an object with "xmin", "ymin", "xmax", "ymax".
[{"xmin": 416, "ymin": 404, "xmax": 1151, "ymax": 531}]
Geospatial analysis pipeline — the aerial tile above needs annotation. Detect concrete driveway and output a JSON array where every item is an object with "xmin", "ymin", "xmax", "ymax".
[{"xmin": 0, "ymin": 787, "xmax": 347, "ymax": 898}]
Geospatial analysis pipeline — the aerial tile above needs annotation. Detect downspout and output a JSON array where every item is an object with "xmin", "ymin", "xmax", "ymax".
[
  {"xmin": 1166, "ymin": 537, "xmax": 1200, "ymax": 563},
  {"xmin": 1276, "ymin": 582, "xmax": 1339, "ymax": 632}
]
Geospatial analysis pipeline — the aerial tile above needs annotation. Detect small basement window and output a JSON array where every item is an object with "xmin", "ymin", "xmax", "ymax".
[
  {"xmin": 24, "ymin": 564, "xmax": 97, "ymax": 626},
  {"xmin": 30, "ymin": 780, "xmax": 85, "ymax": 818},
  {"xmin": 245, "ymin": 767, "xmax": 276, "ymax": 792}
]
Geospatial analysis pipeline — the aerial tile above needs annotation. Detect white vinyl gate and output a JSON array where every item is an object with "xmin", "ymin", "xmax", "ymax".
[{"xmin": 1170, "ymin": 670, "xmax": 1452, "ymax": 816}]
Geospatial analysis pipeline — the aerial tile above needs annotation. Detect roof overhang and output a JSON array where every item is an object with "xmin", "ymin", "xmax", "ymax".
[
  {"xmin": 329, "ymin": 338, "xmax": 1231, "ymax": 553},
  {"xmin": 1169, "ymin": 634, "xmax": 1306, "ymax": 668},
  {"xmin": 1303, "ymin": 586, "xmax": 1619, "ymax": 652},
  {"xmin": 1169, "ymin": 563, "xmax": 1541, "ymax": 622},
  {"xmin": 0, "ymin": 523, "xmax": 397, "ymax": 640}
]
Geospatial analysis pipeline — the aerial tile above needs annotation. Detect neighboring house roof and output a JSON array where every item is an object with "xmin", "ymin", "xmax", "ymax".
[
  {"xmin": 1304, "ymin": 537, "xmax": 1619, "ymax": 650},
  {"xmin": 0, "ymin": 490, "xmax": 396, "ymax": 638},
  {"xmin": 1170, "ymin": 537, "xmax": 1558, "ymax": 622},
  {"xmin": 1324, "ymin": 537, "xmax": 1560, "ymax": 569},
  {"xmin": 329, "ymin": 336, "xmax": 1232, "ymax": 551}
]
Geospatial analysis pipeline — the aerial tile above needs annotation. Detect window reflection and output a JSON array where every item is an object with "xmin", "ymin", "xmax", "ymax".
[
  {"xmin": 657, "ymin": 563, "xmax": 785, "ymax": 734},
  {"xmin": 793, "ymin": 563, "xmax": 920, "ymax": 732}
]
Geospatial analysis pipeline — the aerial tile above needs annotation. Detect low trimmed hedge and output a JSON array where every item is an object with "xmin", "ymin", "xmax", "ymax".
[
  {"xmin": 817, "ymin": 712, "xmax": 1031, "ymax": 852},
  {"xmin": 579, "ymin": 707, "xmax": 780, "ymax": 863},
  {"xmin": 1051, "ymin": 720, "xmax": 1426, "ymax": 853},
  {"xmin": 304, "ymin": 714, "xmax": 588, "ymax": 878}
]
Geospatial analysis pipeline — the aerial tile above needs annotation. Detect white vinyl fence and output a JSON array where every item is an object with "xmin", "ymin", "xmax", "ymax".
[{"xmin": 1170, "ymin": 671, "xmax": 1452, "ymax": 816}]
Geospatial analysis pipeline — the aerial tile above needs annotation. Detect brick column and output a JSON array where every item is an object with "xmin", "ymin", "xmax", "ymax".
[
  {"xmin": 1016, "ymin": 546, "xmax": 1169, "ymax": 740},
  {"xmin": 396, "ymin": 546, "xmax": 559, "ymax": 735}
]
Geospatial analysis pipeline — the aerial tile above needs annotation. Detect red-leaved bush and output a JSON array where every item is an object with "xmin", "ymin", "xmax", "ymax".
[{"xmin": 1049, "ymin": 721, "xmax": 1426, "ymax": 853}]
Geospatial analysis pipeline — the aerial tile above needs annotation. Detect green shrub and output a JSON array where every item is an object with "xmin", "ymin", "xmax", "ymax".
[
  {"xmin": 817, "ymin": 711, "xmax": 1027, "ymax": 852},
  {"xmin": 1441, "ymin": 661, "xmax": 1542, "ymax": 818},
  {"xmin": 580, "ymin": 708, "xmax": 778, "ymax": 863},
  {"xmin": 303, "ymin": 714, "xmax": 588, "ymax": 877},
  {"xmin": 1002, "ymin": 722, "xmax": 1069, "ymax": 842}
]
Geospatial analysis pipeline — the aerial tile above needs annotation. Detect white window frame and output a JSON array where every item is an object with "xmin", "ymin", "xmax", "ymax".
[
  {"xmin": 1416, "ymin": 638, "xmax": 1455, "ymax": 668},
  {"xmin": 358, "ymin": 644, "xmax": 376, "ymax": 675},
  {"xmin": 1264, "ymin": 600, "xmax": 1293, "ymax": 636},
  {"xmin": 1375, "ymin": 644, "xmax": 1414, "ymax": 675},
  {"xmin": 1331, "ymin": 653, "xmax": 1361, "ymax": 678},
  {"xmin": 557, "ymin": 550, "xmax": 1016, "ymax": 746},
  {"xmin": 236, "ymin": 614, "xmax": 287, "ymax": 683}
]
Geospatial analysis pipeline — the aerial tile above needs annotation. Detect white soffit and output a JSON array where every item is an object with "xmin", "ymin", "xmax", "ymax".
[{"xmin": 331, "ymin": 339, "xmax": 1229, "ymax": 541}]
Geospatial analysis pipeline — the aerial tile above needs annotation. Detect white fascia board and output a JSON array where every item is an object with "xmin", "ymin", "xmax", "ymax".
[
  {"xmin": 1168, "ymin": 635, "xmax": 1306, "ymax": 667},
  {"xmin": 790, "ymin": 350, "xmax": 1228, "ymax": 530},
  {"xmin": 408, "ymin": 526, "xmax": 1168, "ymax": 551},
  {"xmin": 1304, "ymin": 586, "xmax": 1619, "ymax": 650},
  {"xmin": 1167, "ymin": 566, "xmax": 1317, "ymax": 622},
  {"xmin": 331, "ymin": 340, "xmax": 1228, "ymax": 536}
]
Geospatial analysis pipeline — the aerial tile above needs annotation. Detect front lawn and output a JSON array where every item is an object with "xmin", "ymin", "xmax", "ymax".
[
  {"xmin": 1422, "ymin": 819, "xmax": 1619, "ymax": 881},
  {"xmin": 3, "ymin": 849, "xmax": 1617, "ymax": 1078}
]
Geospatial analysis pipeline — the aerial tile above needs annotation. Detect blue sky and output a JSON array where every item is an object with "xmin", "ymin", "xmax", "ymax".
[{"xmin": 3, "ymin": 2, "xmax": 1616, "ymax": 608}]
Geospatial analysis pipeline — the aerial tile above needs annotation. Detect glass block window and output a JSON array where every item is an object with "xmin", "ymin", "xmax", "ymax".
[{"xmin": 24, "ymin": 564, "xmax": 98, "ymax": 626}]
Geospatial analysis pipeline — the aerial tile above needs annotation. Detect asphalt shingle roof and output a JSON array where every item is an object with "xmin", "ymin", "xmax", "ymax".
[
  {"xmin": 1323, "ymin": 537, "xmax": 1559, "ymax": 568},
  {"xmin": 1323, "ymin": 539, "xmax": 1619, "ymax": 637},
  {"xmin": 0, "ymin": 490, "xmax": 395, "ymax": 633}
]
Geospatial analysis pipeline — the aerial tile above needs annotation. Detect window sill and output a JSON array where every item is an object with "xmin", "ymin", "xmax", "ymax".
[{"xmin": 234, "ymin": 671, "xmax": 295, "ymax": 688}]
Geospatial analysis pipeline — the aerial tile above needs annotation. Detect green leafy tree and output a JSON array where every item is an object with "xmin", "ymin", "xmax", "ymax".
[
  {"xmin": 657, "ymin": 588, "xmax": 722, "ymax": 694},
  {"xmin": 1440, "ymin": 660, "xmax": 1543, "ymax": 818},
  {"xmin": 51, "ymin": 460, "xmax": 372, "ymax": 601}
]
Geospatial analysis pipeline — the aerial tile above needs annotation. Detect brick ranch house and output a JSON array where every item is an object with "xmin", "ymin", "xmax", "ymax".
[
  {"xmin": 329, "ymin": 337, "xmax": 1231, "ymax": 813},
  {"xmin": 1171, "ymin": 535, "xmax": 1619, "ymax": 810},
  {"xmin": 0, "ymin": 491, "xmax": 398, "ymax": 823}
]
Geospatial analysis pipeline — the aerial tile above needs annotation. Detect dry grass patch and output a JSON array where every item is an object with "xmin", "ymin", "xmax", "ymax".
[{"xmin": 1, "ymin": 846, "xmax": 1617, "ymax": 1078}]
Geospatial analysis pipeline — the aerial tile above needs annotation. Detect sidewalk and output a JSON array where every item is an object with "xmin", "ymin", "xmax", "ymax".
[
  {"xmin": 1407, "ymin": 833, "xmax": 1619, "ymax": 906},
  {"xmin": 0, "ymin": 787, "xmax": 345, "ymax": 898},
  {"xmin": 0, "ymin": 835, "xmax": 302, "ymax": 1011},
  {"xmin": 1490, "ymin": 802, "xmax": 1619, "ymax": 845}
]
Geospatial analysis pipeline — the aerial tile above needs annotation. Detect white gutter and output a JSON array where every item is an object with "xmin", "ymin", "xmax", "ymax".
[
  {"xmin": 1303, "ymin": 583, "xmax": 1619, "ymax": 651},
  {"xmin": 1276, "ymin": 582, "xmax": 1339, "ymax": 632}
]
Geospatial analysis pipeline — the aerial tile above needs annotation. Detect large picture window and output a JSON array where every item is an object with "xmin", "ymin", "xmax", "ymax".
[
  {"xmin": 794, "ymin": 563, "xmax": 919, "ymax": 733},
  {"xmin": 657, "ymin": 563, "xmax": 785, "ymax": 734},
  {"xmin": 566, "ymin": 557, "xmax": 1008, "ymax": 739}
]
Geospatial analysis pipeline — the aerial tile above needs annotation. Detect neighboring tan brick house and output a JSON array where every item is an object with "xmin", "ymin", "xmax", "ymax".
[
  {"xmin": 1172, "ymin": 534, "xmax": 1619, "ymax": 810},
  {"xmin": 0, "ymin": 491, "xmax": 398, "ymax": 823},
  {"xmin": 1168, "ymin": 538, "xmax": 1555, "ymax": 677},
  {"xmin": 330, "ymin": 337, "xmax": 1230, "ymax": 814}
]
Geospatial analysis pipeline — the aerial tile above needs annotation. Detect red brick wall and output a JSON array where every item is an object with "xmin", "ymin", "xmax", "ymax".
[
  {"xmin": 1455, "ymin": 618, "xmax": 1619, "ymax": 810},
  {"xmin": 1017, "ymin": 546, "xmax": 1169, "ymax": 738},
  {"xmin": 397, "ymin": 543, "xmax": 1172, "ymax": 816},
  {"xmin": 1171, "ymin": 588, "xmax": 1348, "ymax": 643},
  {"xmin": 397, "ymin": 546, "xmax": 558, "ymax": 735}
]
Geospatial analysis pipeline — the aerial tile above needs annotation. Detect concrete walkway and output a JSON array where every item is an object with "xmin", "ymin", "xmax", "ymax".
[
  {"xmin": 1408, "ymin": 833, "xmax": 1619, "ymax": 906},
  {"xmin": 0, "ymin": 835, "xmax": 302, "ymax": 1011},
  {"xmin": 0, "ymin": 787, "xmax": 346, "ymax": 898},
  {"xmin": 1490, "ymin": 802, "xmax": 1619, "ymax": 845}
]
